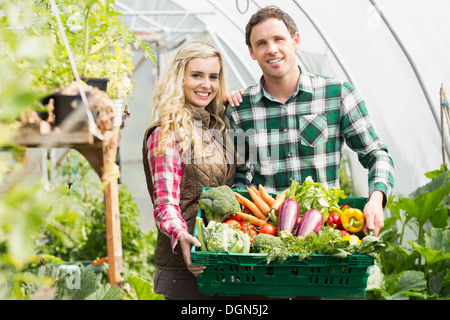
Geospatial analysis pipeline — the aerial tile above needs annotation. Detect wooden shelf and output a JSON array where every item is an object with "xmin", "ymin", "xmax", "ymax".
[
  {"xmin": 13, "ymin": 122, "xmax": 124, "ymax": 287},
  {"xmin": 13, "ymin": 123, "xmax": 96, "ymax": 148}
]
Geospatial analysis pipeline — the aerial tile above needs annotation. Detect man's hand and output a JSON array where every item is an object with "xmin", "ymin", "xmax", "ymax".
[
  {"xmin": 224, "ymin": 88, "xmax": 244, "ymax": 107},
  {"xmin": 363, "ymin": 190, "xmax": 385, "ymax": 236},
  {"xmin": 179, "ymin": 232, "xmax": 206, "ymax": 277}
]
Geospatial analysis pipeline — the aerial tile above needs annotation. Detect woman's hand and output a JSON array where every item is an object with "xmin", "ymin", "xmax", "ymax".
[
  {"xmin": 179, "ymin": 232, "xmax": 206, "ymax": 277},
  {"xmin": 224, "ymin": 88, "xmax": 244, "ymax": 107}
]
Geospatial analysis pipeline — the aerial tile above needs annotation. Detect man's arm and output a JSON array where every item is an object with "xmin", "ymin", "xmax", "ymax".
[{"xmin": 340, "ymin": 82, "xmax": 394, "ymax": 235}]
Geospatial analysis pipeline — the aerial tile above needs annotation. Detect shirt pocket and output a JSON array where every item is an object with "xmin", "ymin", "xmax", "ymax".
[{"xmin": 298, "ymin": 113, "xmax": 328, "ymax": 148}]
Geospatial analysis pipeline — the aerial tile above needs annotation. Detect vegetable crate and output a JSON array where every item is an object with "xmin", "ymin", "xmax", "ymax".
[{"xmin": 191, "ymin": 189, "xmax": 374, "ymax": 299}]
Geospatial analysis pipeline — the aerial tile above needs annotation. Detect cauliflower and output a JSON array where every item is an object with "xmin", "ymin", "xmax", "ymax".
[
  {"xmin": 205, "ymin": 221, "xmax": 250, "ymax": 253},
  {"xmin": 196, "ymin": 217, "xmax": 250, "ymax": 254},
  {"xmin": 199, "ymin": 186, "xmax": 241, "ymax": 223}
]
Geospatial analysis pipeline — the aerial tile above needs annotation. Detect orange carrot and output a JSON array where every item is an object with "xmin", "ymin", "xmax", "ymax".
[
  {"xmin": 252, "ymin": 186, "xmax": 262, "ymax": 199},
  {"xmin": 234, "ymin": 192, "xmax": 267, "ymax": 220},
  {"xmin": 247, "ymin": 187, "xmax": 271, "ymax": 215},
  {"xmin": 258, "ymin": 184, "xmax": 276, "ymax": 206},
  {"xmin": 233, "ymin": 211, "xmax": 267, "ymax": 227},
  {"xmin": 270, "ymin": 189, "xmax": 288, "ymax": 215},
  {"xmin": 90, "ymin": 257, "xmax": 108, "ymax": 266}
]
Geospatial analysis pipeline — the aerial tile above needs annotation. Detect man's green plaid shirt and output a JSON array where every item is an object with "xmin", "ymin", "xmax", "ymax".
[{"xmin": 225, "ymin": 68, "xmax": 394, "ymax": 199}]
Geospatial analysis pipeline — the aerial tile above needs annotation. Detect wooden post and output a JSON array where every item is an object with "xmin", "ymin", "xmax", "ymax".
[
  {"xmin": 102, "ymin": 127, "xmax": 123, "ymax": 286},
  {"xmin": 441, "ymin": 85, "xmax": 446, "ymax": 170}
]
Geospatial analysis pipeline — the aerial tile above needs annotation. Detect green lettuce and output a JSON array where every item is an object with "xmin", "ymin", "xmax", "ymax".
[{"xmin": 286, "ymin": 176, "xmax": 345, "ymax": 218}]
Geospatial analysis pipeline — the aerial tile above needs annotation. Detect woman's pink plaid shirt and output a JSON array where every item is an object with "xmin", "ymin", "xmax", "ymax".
[{"xmin": 147, "ymin": 127, "xmax": 187, "ymax": 253}]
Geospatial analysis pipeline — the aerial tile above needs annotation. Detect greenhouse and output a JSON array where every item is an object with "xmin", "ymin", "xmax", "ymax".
[{"xmin": 0, "ymin": 0, "xmax": 449, "ymax": 303}]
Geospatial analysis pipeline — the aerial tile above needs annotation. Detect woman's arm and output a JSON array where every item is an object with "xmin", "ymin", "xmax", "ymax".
[{"xmin": 147, "ymin": 127, "xmax": 188, "ymax": 252}]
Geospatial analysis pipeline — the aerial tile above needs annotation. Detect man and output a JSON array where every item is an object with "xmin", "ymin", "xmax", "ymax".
[{"xmin": 225, "ymin": 6, "xmax": 394, "ymax": 236}]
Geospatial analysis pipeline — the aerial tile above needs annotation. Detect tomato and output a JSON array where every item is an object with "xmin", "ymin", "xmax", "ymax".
[
  {"xmin": 340, "ymin": 204, "xmax": 351, "ymax": 211},
  {"xmin": 246, "ymin": 227, "xmax": 257, "ymax": 241},
  {"xmin": 238, "ymin": 221, "xmax": 257, "ymax": 236},
  {"xmin": 229, "ymin": 213, "xmax": 244, "ymax": 222},
  {"xmin": 241, "ymin": 206, "xmax": 251, "ymax": 214},
  {"xmin": 224, "ymin": 219, "xmax": 239, "ymax": 228},
  {"xmin": 259, "ymin": 223, "xmax": 277, "ymax": 236},
  {"xmin": 239, "ymin": 221, "xmax": 249, "ymax": 228}
]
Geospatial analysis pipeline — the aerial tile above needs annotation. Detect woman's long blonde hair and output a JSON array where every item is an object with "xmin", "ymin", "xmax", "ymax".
[{"xmin": 150, "ymin": 40, "xmax": 228, "ymax": 157}]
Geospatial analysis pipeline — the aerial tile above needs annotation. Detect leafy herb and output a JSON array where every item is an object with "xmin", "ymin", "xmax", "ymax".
[{"xmin": 261, "ymin": 226, "xmax": 384, "ymax": 264}]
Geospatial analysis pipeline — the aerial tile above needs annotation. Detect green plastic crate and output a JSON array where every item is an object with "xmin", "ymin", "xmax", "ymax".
[{"xmin": 191, "ymin": 188, "xmax": 374, "ymax": 299}]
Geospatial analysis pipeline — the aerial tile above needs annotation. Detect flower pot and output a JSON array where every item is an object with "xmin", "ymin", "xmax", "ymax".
[
  {"xmin": 41, "ymin": 92, "xmax": 93, "ymax": 129},
  {"xmin": 81, "ymin": 77, "xmax": 109, "ymax": 92}
]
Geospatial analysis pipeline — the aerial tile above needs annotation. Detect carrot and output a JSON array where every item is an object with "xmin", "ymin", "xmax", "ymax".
[
  {"xmin": 252, "ymin": 186, "xmax": 263, "ymax": 199},
  {"xmin": 233, "ymin": 211, "xmax": 267, "ymax": 227},
  {"xmin": 258, "ymin": 184, "xmax": 276, "ymax": 206},
  {"xmin": 247, "ymin": 187, "xmax": 271, "ymax": 215},
  {"xmin": 270, "ymin": 188, "xmax": 288, "ymax": 215},
  {"xmin": 90, "ymin": 257, "xmax": 108, "ymax": 266},
  {"xmin": 234, "ymin": 192, "xmax": 267, "ymax": 220}
]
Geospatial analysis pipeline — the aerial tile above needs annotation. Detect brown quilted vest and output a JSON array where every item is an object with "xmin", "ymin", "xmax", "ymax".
[{"xmin": 142, "ymin": 106, "xmax": 236, "ymax": 270}]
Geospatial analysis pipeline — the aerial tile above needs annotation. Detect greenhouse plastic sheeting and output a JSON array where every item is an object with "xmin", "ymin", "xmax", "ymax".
[{"xmin": 115, "ymin": 0, "xmax": 450, "ymax": 227}]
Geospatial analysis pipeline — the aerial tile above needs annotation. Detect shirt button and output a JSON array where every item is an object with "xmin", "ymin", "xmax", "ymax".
[
  {"xmin": 283, "ymin": 105, "xmax": 287, "ymax": 109},
  {"xmin": 283, "ymin": 128, "xmax": 288, "ymax": 133},
  {"xmin": 287, "ymin": 153, "xmax": 292, "ymax": 157}
]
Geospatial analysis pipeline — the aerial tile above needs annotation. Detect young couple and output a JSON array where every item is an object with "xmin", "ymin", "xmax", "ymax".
[{"xmin": 142, "ymin": 6, "xmax": 394, "ymax": 300}]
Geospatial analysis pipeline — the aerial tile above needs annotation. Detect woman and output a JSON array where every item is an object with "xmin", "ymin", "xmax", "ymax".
[{"xmin": 142, "ymin": 40, "xmax": 236, "ymax": 300}]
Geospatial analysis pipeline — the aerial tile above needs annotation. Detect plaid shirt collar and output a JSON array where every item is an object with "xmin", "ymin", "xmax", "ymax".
[{"xmin": 253, "ymin": 66, "xmax": 314, "ymax": 104}]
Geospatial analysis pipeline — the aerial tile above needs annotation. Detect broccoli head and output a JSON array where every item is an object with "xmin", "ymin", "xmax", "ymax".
[
  {"xmin": 252, "ymin": 233, "xmax": 282, "ymax": 253},
  {"xmin": 199, "ymin": 186, "xmax": 241, "ymax": 222}
]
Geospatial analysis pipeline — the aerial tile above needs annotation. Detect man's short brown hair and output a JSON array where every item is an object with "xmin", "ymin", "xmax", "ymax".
[{"xmin": 245, "ymin": 6, "xmax": 298, "ymax": 47}]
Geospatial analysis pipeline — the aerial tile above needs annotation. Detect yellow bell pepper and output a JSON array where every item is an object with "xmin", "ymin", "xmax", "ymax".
[
  {"xmin": 341, "ymin": 208, "xmax": 365, "ymax": 233},
  {"xmin": 342, "ymin": 234, "xmax": 361, "ymax": 245}
]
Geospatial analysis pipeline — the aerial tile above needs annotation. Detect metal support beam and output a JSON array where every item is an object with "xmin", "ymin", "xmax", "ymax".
[{"xmin": 369, "ymin": 0, "xmax": 450, "ymax": 160}]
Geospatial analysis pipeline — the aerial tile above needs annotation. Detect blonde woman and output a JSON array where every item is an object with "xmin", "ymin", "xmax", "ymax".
[{"xmin": 142, "ymin": 40, "xmax": 236, "ymax": 300}]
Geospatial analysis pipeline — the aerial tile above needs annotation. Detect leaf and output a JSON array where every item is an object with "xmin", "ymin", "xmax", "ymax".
[
  {"xmin": 84, "ymin": 283, "xmax": 122, "ymax": 300},
  {"xmin": 389, "ymin": 270, "xmax": 428, "ymax": 299},
  {"xmin": 425, "ymin": 228, "xmax": 450, "ymax": 252},
  {"xmin": 429, "ymin": 207, "xmax": 449, "ymax": 228},
  {"xmin": 411, "ymin": 169, "xmax": 450, "ymax": 197},
  {"xmin": 410, "ymin": 243, "xmax": 447, "ymax": 266},
  {"xmin": 128, "ymin": 275, "xmax": 164, "ymax": 300},
  {"xmin": 397, "ymin": 187, "xmax": 449, "ymax": 228},
  {"xmin": 428, "ymin": 271, "xmax": 447, "ymax": 295},
  {"xmin": 409, "ymin": 228, "xmax": 450, "ymax": 266}
]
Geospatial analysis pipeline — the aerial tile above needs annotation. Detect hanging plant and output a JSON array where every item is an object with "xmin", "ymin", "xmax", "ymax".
[{"xmin": 32, "ymin": 0, "xmax": 155, "ymax": 114}]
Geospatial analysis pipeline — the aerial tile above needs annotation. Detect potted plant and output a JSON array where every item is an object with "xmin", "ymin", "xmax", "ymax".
[{"xmin": 31, "ymin": 0, "xmax": 155, "ymax": 127}]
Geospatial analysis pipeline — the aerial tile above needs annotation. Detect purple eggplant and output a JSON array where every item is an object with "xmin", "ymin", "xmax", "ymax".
[
  {"xmin": 277, "ymin": 198, "xmax": 299, "ymax": 234},
  {"xmin": 296, "ymin": 209, "xmax": 324, "ymax": 237}
]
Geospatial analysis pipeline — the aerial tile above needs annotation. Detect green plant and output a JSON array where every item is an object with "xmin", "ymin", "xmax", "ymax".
[
  {"xmin": 0, "ymin": 0, "xmax": 83, "ymax": 299},
  {"xmin": 0, "ymin": 0, "xmax": 53, "ymax": 124},
  {"xmin": 35, "ymin": 151, "xmax": 158, "ymax": 294},
  {"xmin": 127, "ymin": 275, "xmax": 164, "ymax": 300},
  {"xmin": 22, "ymin": 265, "xmax": 122, "ymax": 300},
  {"xmin": 366, "ymin": 166, "xmax": 450, "ymax": 300},
  {"xmin": 32, "ymin": 0, "xmax": 155, "ymax": 101}
]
